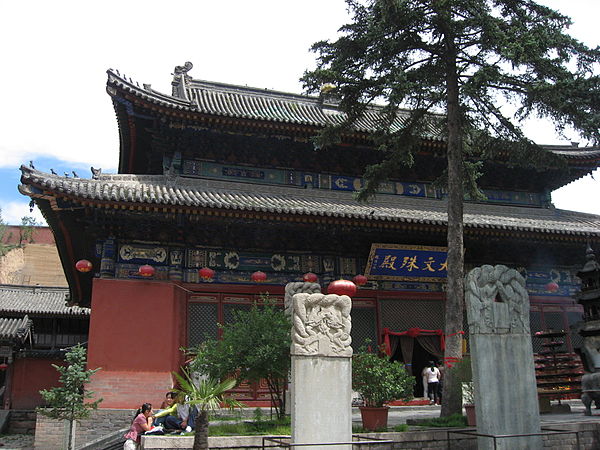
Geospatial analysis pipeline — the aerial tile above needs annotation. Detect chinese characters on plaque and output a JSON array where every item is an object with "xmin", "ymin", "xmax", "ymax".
[{"xmin": 365, "ymin": 244, "xmax": 449, "ymax": 281}]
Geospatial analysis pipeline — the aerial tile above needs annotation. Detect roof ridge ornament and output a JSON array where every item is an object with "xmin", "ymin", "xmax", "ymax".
[
  {"xmin": 91, "ymin": 167, "xmax": 102, "ymax": 180},
  {"xmin": 171, "ymin": 62, "xmax": 193, "ymax": 101}
]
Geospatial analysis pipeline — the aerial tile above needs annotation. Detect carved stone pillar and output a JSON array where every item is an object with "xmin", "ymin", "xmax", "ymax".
[
  {"xmin": 466, "ymin": 265, "xmax": 541, "ymax": 450},
  {"xmin": 286, "ymin": 282, "xmax": 352, "ymax": 450}
]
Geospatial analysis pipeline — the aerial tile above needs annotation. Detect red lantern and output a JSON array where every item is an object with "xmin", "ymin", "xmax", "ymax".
[
  {"xmin": 0, "ymin": 363, "xmax": 8, "ymax": 370},
  {"xmin": 353, "ymin": 274, "xmax": 368, "ymax": 286},
  {"xmin": 327, "ymin": 279, "xmax": 357, "ymax": 297},
  {"xmin": 303, "ymin": 272, "xmax": 318, "ymax": 283},
  {"xmin": 251, "ymin": 271, "xmax": 267, "ymax": 282},
  {"xmin": 139, "ymin": 264, "xmax": 155, "ymax": 277},
  {"xmin": 199, "ymin": 267, "xmax": 215, "ymax": 281},
  {"xmin": 75, "ymin": 259, "xmax": 93, "ymax": 273},
  {"xmin": 545, "ymin": 281, "xmax": 559, "ymax": 293}
]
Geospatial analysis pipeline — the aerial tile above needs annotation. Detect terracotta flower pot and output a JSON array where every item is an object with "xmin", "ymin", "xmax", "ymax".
[
  {"xmin": 464, "ymin": 404, "xmax": 476, "ymax": 426},
  {"xmin": 359, "ymin": 406, "xmax": 389, "ymax": 431}
]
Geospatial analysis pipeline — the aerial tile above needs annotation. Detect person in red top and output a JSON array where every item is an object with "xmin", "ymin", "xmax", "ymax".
[{"xmin": 123, "ymin": 403, "xmax": 153, "ymax": 450}]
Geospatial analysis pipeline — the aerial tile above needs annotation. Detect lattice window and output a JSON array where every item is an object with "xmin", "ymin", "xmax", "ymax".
[
  {"xmin": 188, "ymin": 303, "xmax": 218, "ymax": 347},
  {"xmin": 530, "ymin": 310, "xmax": 544, "ymax": 353},
  {"xmin": 544, "ymin": 311, "xmax": 568, "ymax": 352},
  {"xmin": 379, "ymin": 299, "xmax": 444, "ymax": 332},
  {"xmin": 223, "ymin": 303, "xmax": 252, "ymax": 324},
  {"xmin": 351, "ymin": 307, "xmax": 377, "ymax": 350}
]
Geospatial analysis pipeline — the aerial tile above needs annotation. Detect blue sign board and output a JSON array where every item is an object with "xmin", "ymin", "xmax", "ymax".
[{"xmin": 365, "ymin": 244, "xmax": 448, "ymax": 281}]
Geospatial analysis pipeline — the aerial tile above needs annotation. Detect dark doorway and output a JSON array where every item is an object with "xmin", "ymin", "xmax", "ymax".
[{"xmin": 391, "ymin": 338, "xmax": 437, "ymax": 398}]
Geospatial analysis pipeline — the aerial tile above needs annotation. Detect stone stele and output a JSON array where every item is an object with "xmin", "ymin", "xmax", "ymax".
[
  {"xmin": 465, "ymin": 265, "xmax": 542, "ymax": 450},
  {"xmin": 285, "ymin": 282, "xmax": 352, "ymax": 450}
]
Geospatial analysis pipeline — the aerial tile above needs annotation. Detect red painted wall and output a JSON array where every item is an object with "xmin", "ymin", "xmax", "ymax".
[
  {"xmin": 86, "ymin": 278, "xmax": 187, "ymax": 408},
  {"xmin": 1, "ymin": 226, "xmax": 56, "ymax": 245},
  {"xmin": 10, "ymin": 358, "xmax": 64, "ymax": 409}
]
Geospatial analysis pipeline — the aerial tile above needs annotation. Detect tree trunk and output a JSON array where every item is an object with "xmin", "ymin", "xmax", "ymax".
[
  {"xmin": 193, "ymin": 410, "xmax": 209, "ymax": 450},
  {"xmin": 63, "ymin": 419, "xmax": 76, "ymax": 450},
  {"xmin": 437, "ymin": 3, "xmax": 465, "ymax": 418}
]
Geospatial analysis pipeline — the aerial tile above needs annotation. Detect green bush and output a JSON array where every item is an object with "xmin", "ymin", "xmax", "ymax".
[{"xmin": 352, "ymin": 347, "xmax": 414, "ymax": 407}]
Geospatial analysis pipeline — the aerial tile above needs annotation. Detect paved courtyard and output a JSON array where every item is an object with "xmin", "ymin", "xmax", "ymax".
[{"xmin": 354, "ymin": 399, "xmax": 596, "ymax": 428}]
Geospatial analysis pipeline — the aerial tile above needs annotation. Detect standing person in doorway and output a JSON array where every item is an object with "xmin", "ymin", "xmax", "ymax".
[{"xmin": 422, "ymin": 361, "xmax": 441, "ymax": 405}]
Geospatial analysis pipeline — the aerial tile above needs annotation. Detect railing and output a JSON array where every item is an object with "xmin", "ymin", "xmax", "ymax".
[
  {"xmin": 446, "ymin": 427, "xmax": 581, "ymax": 450},
  {"xmin": 262, "ymin": 435, "xmax": 393, "ymax": 449}
]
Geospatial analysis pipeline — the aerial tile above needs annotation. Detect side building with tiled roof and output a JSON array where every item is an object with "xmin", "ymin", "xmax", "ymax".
[
  {"xmin": 0, "ymin": 228, "xmax": 88, "ymax": 409},
  {"xmin": 18, "ymin": 63, "xmax": 600, "ymax": 409}
]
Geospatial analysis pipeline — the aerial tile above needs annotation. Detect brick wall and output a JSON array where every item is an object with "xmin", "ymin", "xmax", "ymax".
[{"xmin": 34, "ymin": 409, "xmax": 132, "ymax": 450}]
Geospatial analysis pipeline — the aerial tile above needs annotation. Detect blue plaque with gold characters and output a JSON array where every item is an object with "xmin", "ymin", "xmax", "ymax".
[{"xmin": 365, "ymin": 244, "xmax": 448, "ymax": 281}]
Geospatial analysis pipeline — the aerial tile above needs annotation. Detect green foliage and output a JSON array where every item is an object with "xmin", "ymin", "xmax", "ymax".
[
  {"xmin": 189, "ymin": 296, "xmax": 291, "ymax": 418},
  {"xmin": 392, "ymin": 423, "xmax": 409, "ymax": 432},
  {"xmin": 37, "ymin": 344, "xmax": 102, "ymax": 421},
  {"xmin": 352, "ymin": 347, "xmax": 414, "ymax": 407},
  {"xmin": 173, "ymin": 368, "xmax": 243, "ymax": 414},
  {"xmin": 19, "ymin": 216, "xmax": 39, "ymax": 245},
  {"xmin": 303, "ymin": 0, "xmax": 600, "ymax": 157},
  {"xmin": 303, "ymin": 0, "xmax": 600, "ymax": 417},
  {"xmin": 208, "ymin": 416, "xmax": 291, "ymax": 436},
  {"xmin": 416, "ymin": 413, "xmax": 468, "ymax": 428},
  {"xmin": 0, "ymin": 208, "xmax": 16, "ymax": 257},
  {"xmin": 173, "ymin": 368, "xmax": 244, "ymax": 450}
]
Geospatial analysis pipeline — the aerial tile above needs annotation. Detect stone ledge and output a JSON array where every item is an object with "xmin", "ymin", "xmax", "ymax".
[{"xmin": 139, "ymin": 422, "xmax": 600, "ymax": 450}]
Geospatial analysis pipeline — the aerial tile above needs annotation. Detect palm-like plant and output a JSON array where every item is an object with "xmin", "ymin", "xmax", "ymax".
[{"xmin": 173, "ymin": 368, "xmax": 243, "ymax": 450}]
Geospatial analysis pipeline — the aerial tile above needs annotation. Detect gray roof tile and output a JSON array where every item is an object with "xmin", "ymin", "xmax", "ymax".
[
  {"xmin": 106, "ymin": 70, "xmax": 600, "ymax": 160},
  {"xmin": 19, "ymin": 166, "xmax": 600, "ymax": 237},
  {"xmin": 107, "ymin": 70, "xmax": 445, "ymax": 139},
  {"xmin": 0, "ymin": 285, "xmax": 89, "ymax": 316},
  {"xmin": 0, "ymin": 316, "xmax": 32, "ymax": 341}
]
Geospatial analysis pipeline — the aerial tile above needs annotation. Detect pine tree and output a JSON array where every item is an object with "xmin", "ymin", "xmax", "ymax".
[
  {"xmin": 302, "ymin": 0, "xmax": 600, "ymax": 415},
  {"xmin": 38, "ymin": 344, "xmax": 102, "ymax": 450}
]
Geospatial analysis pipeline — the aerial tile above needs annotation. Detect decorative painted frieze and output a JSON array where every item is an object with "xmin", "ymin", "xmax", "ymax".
[{"xmin": 181, "ymin": 159, "xmax": 546, "ymax": 207}]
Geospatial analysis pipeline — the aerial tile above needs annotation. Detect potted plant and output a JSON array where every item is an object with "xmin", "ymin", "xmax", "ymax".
[{"xmin": 352, "ymin": 347, "xmax": 414, "ymax": 431}]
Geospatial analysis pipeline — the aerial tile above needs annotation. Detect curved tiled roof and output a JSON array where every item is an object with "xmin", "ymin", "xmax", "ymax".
[
  {"xmin": 0, "ymin": 285, "xmax": 89, "ymax": 316},
  {"xmin": 107, "ymin": 70, "xmax": 600, "ymax": 161},
  {"xmin": 0, "ymin": 316, "xmax": 32, "ymax": 341},
  {"xmin": 19, "ymin": 166, "xmax": 600, "ymax": 237},
  {"xmin": 107, "ymin": 70, "xmax": 445, "ymax": 140}
]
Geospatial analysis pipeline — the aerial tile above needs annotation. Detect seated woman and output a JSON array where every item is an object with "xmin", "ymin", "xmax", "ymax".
[
  {"xmin": 153, "ymin": 393, "xmax": 195, "ymax": 432},
  {"xmin": 153, "ymin": 391, "xmax": 176, "ymax": 427},
  {"xmin": 123, "ymin": 403, "xmax": 153, "ymax": 450}
]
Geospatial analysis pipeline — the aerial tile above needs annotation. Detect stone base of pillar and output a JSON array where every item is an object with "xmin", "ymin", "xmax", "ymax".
[{"xmin": 291, "ymin": 356, "xmax": 352, "ymax": 450}]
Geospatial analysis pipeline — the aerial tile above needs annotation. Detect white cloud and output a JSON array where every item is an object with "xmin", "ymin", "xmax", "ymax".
[{"xmin": 1, "ymin": 201, "xmax": 47, "ymax": 226}]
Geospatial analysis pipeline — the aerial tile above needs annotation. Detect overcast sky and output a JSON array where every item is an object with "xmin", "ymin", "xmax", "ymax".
[{"xmin": 0, "ymin": 0, "xmax": 598, "ymax": 224}]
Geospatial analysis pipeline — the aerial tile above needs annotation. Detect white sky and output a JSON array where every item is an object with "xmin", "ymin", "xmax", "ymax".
[{"xmin": 0, "ymin": 0, "xmax": 598, "ymax": 224}]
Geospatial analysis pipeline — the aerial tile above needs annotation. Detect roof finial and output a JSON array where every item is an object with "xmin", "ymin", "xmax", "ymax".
[
  {"xmin": 172, "ymin": 62, "xmax": 193, "ymax": 100},
  {"xmin": 173, "ymin": 61, "xmax": 193, "ymax": 76}
]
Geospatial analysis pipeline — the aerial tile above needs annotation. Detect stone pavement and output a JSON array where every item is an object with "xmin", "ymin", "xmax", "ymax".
[
  {"xmin": 353, "ymin": 399, "xmax": 599, "ymax": 428},
  {"xmin": 0, "ymin": 433, "xmax": 34, "ymax": 450}
]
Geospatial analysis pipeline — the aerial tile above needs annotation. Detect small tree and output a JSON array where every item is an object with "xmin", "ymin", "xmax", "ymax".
[
  {"xmin": 19, "ymin": 216, "xmax": 39, "ymax": 245},
  {"xmin": 189, "ymin": 296, "xmax": 291, "ymax": 419},
  {"xmin": 173, "ymin": 368, "xmax": 243, "ymax": 450},
  {"xmin": 38, "ymin": 344, "xmax": 102, "ymax": 450}
]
